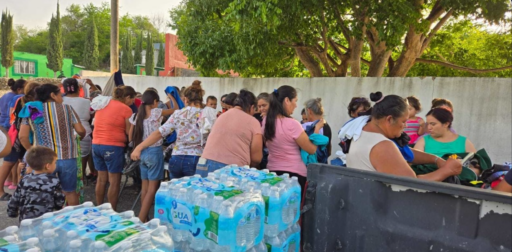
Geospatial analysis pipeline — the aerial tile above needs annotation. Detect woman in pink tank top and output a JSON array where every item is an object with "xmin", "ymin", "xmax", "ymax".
[{"xmin": 405, "ymin": 96, "xmax": 425, "ymax": 144}]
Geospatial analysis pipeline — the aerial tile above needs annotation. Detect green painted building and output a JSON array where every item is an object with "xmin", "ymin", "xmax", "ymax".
[{"xmin": 0, "ymin": 51, "xmax": 84, "ymax": 78}]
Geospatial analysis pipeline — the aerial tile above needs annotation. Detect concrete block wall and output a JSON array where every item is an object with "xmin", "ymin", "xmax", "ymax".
[{"xmin": 85, "ymin": 76, "xmax": 512, "ymax": 164}]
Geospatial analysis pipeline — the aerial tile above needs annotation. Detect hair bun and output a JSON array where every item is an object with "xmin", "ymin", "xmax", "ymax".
[
  {"xmin": 369, "ymin": 92, "xmax": 383, "ymax": 102},
  {"xmin": 7, "ymin": 79, "xmax": 15, "ymax": 87},
  {"xmin": 316, "ymin": 98, "xmax": 322, "ymax": 102},
  {"xmin": 191, "ymin": 80, "xmax": 202, "ymax": 88}
]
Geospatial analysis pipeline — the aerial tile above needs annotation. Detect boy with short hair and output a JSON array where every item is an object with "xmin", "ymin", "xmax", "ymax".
[
  {"xmin": 7, "ymin": 147, "xmax": 65, "ymax": 222},
  {"xmin": 206, "ymin": 96, "xmax": 218, "ymax": 109}
]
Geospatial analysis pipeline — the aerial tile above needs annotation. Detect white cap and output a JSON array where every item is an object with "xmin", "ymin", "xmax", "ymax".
[
  {"xmin": 157, "ymin": 226, "xmax": 168, "ymax": 233},
  {"xmin": 83, "ymin": 201, "xmax": 94, "ymax": 207},
  {"xmin": 94, "ymin": 241, "xmax": 107, "ymax": 249},
  {"xmin": 160, "ymin": 182, "xmax": 169, "ymax": 188},
  {"xmin": 194, "ymin": 189, "xmax": 202, "ymax": 194},
  {"xmin": 41, "ymin": 212, "xmax": 54, "ymax": 219},
  {"xmin": 26, "ymin": 248, "xmax": 41, "ymax": 252},
  {"xmin": 4, "ymin": 235, "xmax": 16, "ymax": 243},
  {"xmin": 149, "ymin": 218, "xmax": 160, "ymax": 228},
  {"xmin": 99, "ymin": 203, "xmax": 113, "ymax": 210},
  {"xmin": 262, "ymin": 169, "xmax": 270, "ymax": 173},
  {"xmin": 5, "ymin": 226, "xmax": 18, "ymax": 234},
  {"xmin": 43, "ymin": 229, "xmax": 55, "ymax": 237},
  {"xmin": 67, "ymin": 230, "xmax": 78, "ymax": 238},
  {"xmin": 20, "ymin": 219, "xmax": 33, "ymax": 226},
  {"xmin": 63, "ymin": 206, "xmax": 75, "ymax": 211},
  {"xmin": 140, "ymin": 232, "xmax": 151, "ymax": 240},
  {"xmin": 26, "ymin": 237, "xmax": 39, "ymax": 246},
  {"xmin": 41, "ymin": 221, "xmax": 53, "ymax": 230},
  {"xmin": 121, "ymin": 210, "xmax": 135, "ymax": 218},
  {"xmin": 129, "ymin": 217, "xmax": 141, "ymax": 223},
  {"xmin": 70, "ymin": 240, "xmax": 82, "ymax": 248},
  {"xmin": 194, "ymin": 174, "xmax": 201, "ymax": 178}
]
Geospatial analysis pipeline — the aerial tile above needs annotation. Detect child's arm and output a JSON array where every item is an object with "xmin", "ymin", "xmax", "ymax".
[
  {"xmin": 53, "ymin": 183, "xmax": 66, "ymax": 210},
  {"xmin": 417, "ymin": 117, "xmax": 426, "ymax": 136},
  {"xmin": 7, "ymin": 180, "xmax": 23, "ymax": 218}
]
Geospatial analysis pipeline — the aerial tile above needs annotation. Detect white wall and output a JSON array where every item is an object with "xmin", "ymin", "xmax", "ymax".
[{"xmin": 85, "ymin": 76, "xmax": 512, "ymax": 164}]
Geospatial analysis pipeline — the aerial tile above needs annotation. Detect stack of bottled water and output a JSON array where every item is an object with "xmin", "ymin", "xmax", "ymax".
[
  {"xmin": 211, "ymin": 166, "xmax": 301, "ymax": 252},
  {"xmin": 0, "ymin": 202, "xmax": 174, "ymax": 252},
  {"xmin": 154, "ymin": 175, "xmax": 265, "ymax": 252}
]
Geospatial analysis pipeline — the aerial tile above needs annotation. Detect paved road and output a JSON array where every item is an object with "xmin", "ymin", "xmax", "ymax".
[{"xmin": 0, "ymin": 175, "xmax": 146, "ymax": 230}]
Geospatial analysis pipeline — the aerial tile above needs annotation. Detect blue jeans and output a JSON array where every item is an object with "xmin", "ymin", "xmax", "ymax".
[
  {"xmin": 195, "ymin": 158, "xmax": 228, "ymax": 178},
  {"xmin": 54, "ymin": 158, "xmax": 78, "ymax": 192},
  {"xmin": 168, "ymin": 155, "xmax": 200, "ymax": 179},
  {"xmin": 92, "ymin": 144, "xmax": 125, "ymax": 174},
  {"xmin": 140, "ymin": 146, "xmax": 164, "ymax": 181}
]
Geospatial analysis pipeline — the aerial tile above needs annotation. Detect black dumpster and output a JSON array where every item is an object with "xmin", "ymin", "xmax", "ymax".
[{"xmin": 303, "ymin": 164, "xmax": 512, "ymax": 252}]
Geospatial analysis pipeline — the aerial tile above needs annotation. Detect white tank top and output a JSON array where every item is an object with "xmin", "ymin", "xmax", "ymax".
[{"xmin": 346, "ymin": 131, "xmax": 393, "ymax": 172}]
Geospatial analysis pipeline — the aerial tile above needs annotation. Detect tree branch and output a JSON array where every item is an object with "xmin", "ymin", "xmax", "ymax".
[
  {"xmin": 426, "ymin": 0, "xmax": 445, "ymax": 23},
  {"xmin": 422, "ymin": 9, "xmax": 454, "ymax": 51},
  {"xmin": 329, "ymin": 39, "xmax": 345, "ymax": 61},
  {"xmin": 415, "ymin": 58, "xmax": 512, "ymax": 74},
  {"xmin": 330, "ymin": 1, "xmax": 351, "ymax": 42}
]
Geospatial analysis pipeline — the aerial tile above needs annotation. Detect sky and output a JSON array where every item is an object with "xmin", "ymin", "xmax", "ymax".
[{"xmin": 1, "ymin": 0, "xmax": 181, "ymax": 32}]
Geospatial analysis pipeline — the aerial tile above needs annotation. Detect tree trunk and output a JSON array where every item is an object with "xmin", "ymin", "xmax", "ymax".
[
  {"xmin": 5, "ymin": 68, "xmax": 9, "ymax": 78},
  {"xmin": 388, "ymin": 30, "xmax": 424, "ymax": 77},
  {"xmin": 349, "ymin": 38, "xmax": 364, "ymax": 77},
  {"xmin": 367, "ymin": 45, "xmax": 392, "ymax": 77},
  {"xmin": 295, "ymin": 47, "xmax": 324, "ymax": 77},
  {"xmin": 54, "ymin": 71, "xmax": 57, "ymax": 78}
]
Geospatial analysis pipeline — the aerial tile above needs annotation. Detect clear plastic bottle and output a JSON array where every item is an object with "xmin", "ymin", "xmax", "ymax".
[
  {"xmin": 148, "ymin": 218, "xmax": 161, "ymax": 229},
  {"xmin": 65, "ymin": 230, "xmax": 79, "ymax": 250},
  {"xmin": 41, "ymin": 229, "xmax": 59, "ymax": 252},
  {"xmin": 19, "ymin": 219, "xmax": 37, "ymax": 240},
  {"xmin": 3, "ymin": 235, "xmax": 17, "ymax": 244},
  {"xmin": 265, "ymin": 186, "xmax": 281, "ymax": 237},
  {"xmin": 251, "ymin": 239, "xmax": 268, "ymax": 252},
  {"xmin": 152, "ymin": 226, "xmax": 175, "ymax": 251},
  {"xmin": 0, "ymin": 226, "xmax": 19, "ymax": 241},
  {"xmin": 67, "ymin": 239, "xmax": 83, "ymax": 252},
  {"xmin": 265, "ymin": 234, "xmax": 282, "ymax": 252},
  {"xmin": 26, "ymin": 248, "xmax": 42, "ymax": 252},
  {"xmin": 91, "ymin": 241, "xmax": 108, "ymax": 252}
]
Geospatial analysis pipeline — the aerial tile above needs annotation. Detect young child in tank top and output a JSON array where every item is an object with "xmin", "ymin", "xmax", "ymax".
[{"xmin": 404, "ymin": 96, "xmax": 425, "ymax": 144}]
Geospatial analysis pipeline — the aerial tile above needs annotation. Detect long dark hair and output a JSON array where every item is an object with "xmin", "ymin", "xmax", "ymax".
[
  {"xmin": 264, "ymin": 85, "xmax": 297, "ymax": 141},
  {"xmin": 36, "ymin": 84, "xmax": 61, "ymax": 102},
  {"xmin": 132, "ymin": 90, "xmax": 160, "ymax": 147},
  {"xmin": 233, "ymin": 89, "xmax": 257, "ymax": 113}
]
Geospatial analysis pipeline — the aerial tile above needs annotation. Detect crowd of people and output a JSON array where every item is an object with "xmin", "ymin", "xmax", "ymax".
[{"xmin": 0, "ymin": 77, "xmax": 510, "ymax": 224}]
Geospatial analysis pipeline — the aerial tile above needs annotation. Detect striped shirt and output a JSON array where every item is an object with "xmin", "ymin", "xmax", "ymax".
[
  {"xmin": 22, "ymin": 102, "xmax": 80, "ymax": 160},
  {"xmin": 405, "ymin": 117, "xmax": 421, "ymax": 144}
]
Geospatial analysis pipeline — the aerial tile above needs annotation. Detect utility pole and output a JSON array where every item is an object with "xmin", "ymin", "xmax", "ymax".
[{"xmin": 110, "ymin": 0, "xmax": 119, "ymax": 72}]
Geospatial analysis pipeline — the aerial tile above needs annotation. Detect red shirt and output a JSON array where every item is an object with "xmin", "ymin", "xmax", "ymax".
[{"xmin": 134, "ymin": 98, "xmax": 142, "ymax": 108}]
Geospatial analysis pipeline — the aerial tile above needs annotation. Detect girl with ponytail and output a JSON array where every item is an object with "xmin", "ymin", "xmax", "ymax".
[
  {"xmin": 263, "ymin": 85, "xmax": 325, "ymax": 190},
  {"xmin": 128, "ymin": 90, "xmax": 177, "ymax": 222}
]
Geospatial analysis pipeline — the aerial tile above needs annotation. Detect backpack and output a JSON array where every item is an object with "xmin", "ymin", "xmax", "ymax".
[{"xmin": 305, "ymin": 120, "xmax": 329, "ymax": 164}]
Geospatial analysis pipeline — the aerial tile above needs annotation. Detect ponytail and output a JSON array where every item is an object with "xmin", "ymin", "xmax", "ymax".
[
  {"xmin": 264, "ymin": 85, "xmax": 297, "ymax": 142},
  {"xmin": 132, "ymin": 90, "xmax": 160, "ymax": 147}
]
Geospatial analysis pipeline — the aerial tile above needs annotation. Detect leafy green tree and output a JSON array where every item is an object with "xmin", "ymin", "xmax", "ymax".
[
  {"xmin": 171, "ymin": 0, "xmax": 511, "ymax": 77},
  {"xmin": 157, "ymin": 41, "xmax": 165, "ymax": 68},
  {"xmin": 145, "ymin": 34, "xmax": 155, "ymax": 76},
  {"xmin": 83, "ymin": 18, "xmax": 99, "ymax": 70},
  {"xmin": 46, "ymin": 2, "xmax": 63, "ymax": 78},
  {"xmin": 14, "ymin": 30, "xmax": 48, "ymax": 55},
  {"xmin": 134, "ymin": 31, "xmax": 143, "ymax": 65},
  {"xmin": 121, "ymin": 34, "xmax": 135, "ymax": 74},
  {"xmin": 1, "ymin": 10, "xmax": 14, "ymax": 77}
]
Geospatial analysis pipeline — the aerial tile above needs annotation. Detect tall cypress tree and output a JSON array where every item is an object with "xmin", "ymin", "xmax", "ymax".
[
  {"xmin": 46, "ymin": 2, "xmax": 63, "ymax": 78},
  {"xmin": 133, "ymin": 31, "xmax": 143, "ymax": 65},
  {"xmin": 145, "ymin": 34, "xmax": 154, "ymax": 76},
  {"xmin": 1, "ymin": 10, "xmax": 14, "ymax": 78},
  {"xmin": 121, "ymin": 34, "xmax": 135, "ymax": 74},
  {"xmin": 157, "ymin": 41, "xmax": 165, "ymax": 68},
  {"xmin": 83, "ymin": 18, "xmax": 99, "ymax": 70}
]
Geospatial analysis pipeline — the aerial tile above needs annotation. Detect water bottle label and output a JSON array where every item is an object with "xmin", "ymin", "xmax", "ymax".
[
  {"xmin": 95, "ymin": 224, "xmax": 147, "ymax": 247},
  {"xmin": 171, "ymin": 200, "xmax": 193, "ymax": 227},
  {"xmin": 0, "ymin": 238, "xmax": 9, "ymax": 247},
  {"xmin": 263, "ymin": 195, "xmax": 270, "ymax": 222},
  {"xmin": 187, "ymin": 178, "xmax": 243, "ymax": 199},
  {"xmin": 0, "ymin": 244, "xmax": 20, "ymax": 252},
  {"xmin": 228, "ymin": 167, "xmax": 283, "ymax": 185},
  {"xmin": 204, "ymin": 211, "xmax": 219, "ymax": 243}
]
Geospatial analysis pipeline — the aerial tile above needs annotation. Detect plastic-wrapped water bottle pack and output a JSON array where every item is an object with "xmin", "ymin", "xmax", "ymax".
[
  {"xmin": 155, "ymin": 166, "xmax": 301, "ymax": 252},
  {"xmin": 0, "ymin": 202, "xmax": 174, "ymax": 252}
]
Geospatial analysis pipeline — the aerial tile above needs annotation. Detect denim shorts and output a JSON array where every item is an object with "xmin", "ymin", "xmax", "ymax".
[
  {"xmin": 140, "ymin": 146, "xmax": 164, "ymax": 181},
  {"xmin": 195, "ymin": 158, "xmax": 228, "ymax": 178},
  {"xmin": 92, "ymin": 144, "xmax": 125, "ymax": 174},
  {"xmin": 168, "ymin": 155, "xmax": 200, "ymax": 179},
  {"xmin": 53, "ymin": 158, "xmax": 78, "ymax": 192},
  {"xmin": 4, "ymin": 146, "xmax": 23, "ymax": 163}
]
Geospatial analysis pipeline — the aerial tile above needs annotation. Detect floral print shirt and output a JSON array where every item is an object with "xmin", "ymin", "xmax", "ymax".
[{"xmin": 159, "ymin": 106, "xmax": 216, "ymax": 156}]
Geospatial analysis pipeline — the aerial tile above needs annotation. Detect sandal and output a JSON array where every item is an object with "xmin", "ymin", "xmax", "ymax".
[
  {"xmin": 8, "ymin": 185, "xmax": 16, "ymax": 190},
  {"xmin": 4, "ymin": 181, "xmax": 12, "ymax": 187},
  {"xmin": 0, "ymin": 193, "xmax": 12, "ymax": 201}
]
